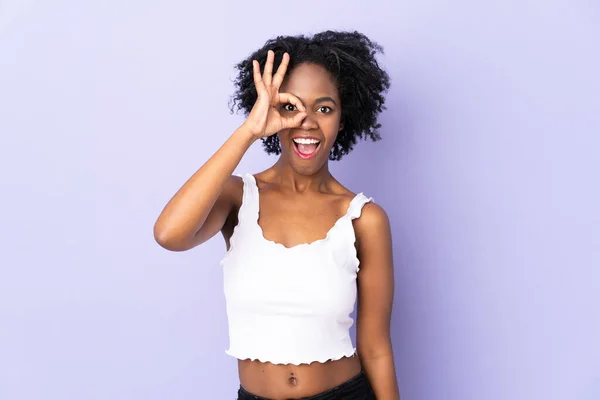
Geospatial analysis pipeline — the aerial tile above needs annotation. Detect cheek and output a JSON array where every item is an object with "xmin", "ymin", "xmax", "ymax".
[
  {"xmin": 323, "ymin": 133, "xmax": 339, "ymax": 155},
  {"xmin": 324, "ymin": 119, "xmax": 341, "ymax": 141},
  {"xmin": 277, "ymin": 130, "xmax": 295, "ymax": 154},
  {"xmin": 326, "ymin": 134, "xmax": 338, "ymax": 149},
  {"xmin": 277, "ymin": 129, "xmax": 290, "ymax": 143}
]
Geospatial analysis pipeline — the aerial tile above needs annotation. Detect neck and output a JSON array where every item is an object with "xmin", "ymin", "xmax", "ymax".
[{"xmin": 271, "ymin": 158, "xmax": 332, "ymax": 193}]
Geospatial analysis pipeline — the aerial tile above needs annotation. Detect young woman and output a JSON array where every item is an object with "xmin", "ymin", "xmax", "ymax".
[{"xmin": 154, "ymin": 30, "xmax": 399, "ymax": 400}]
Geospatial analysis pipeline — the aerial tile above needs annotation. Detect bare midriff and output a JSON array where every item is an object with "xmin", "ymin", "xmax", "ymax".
[{"xmin": 238, "ymin": 354, "xmax": 362, "ymax": 399}]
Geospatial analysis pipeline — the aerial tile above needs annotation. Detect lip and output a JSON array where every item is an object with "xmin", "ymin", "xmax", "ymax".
[{"xmin": 291, "ymin": 137, "xmax": 322, "ymax": 160}]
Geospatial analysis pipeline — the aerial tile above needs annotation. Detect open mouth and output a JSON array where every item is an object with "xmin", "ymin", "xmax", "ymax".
[{"xmin": 292, "ymin": 137, "xmax": 321, "ymax": 159}]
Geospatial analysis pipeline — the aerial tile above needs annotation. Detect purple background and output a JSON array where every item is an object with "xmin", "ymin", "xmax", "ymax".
[{"xmin": 1, "ymin": 1, "xmax": 599, "ymax": 399}]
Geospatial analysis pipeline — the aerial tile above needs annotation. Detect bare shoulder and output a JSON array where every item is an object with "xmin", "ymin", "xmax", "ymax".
[
  {"xmin": 330, "ymin": 174, "xmax": 390, "ymax": 240},
  {"xmin": 353, "ymin": 201, "xmax": 391, "ymax": 239},
  {"xmin": 222, "ymin": 174, "xmax": 244, "ymax": 207},
  {"xmin": 225, "ymin": 174, "xmax": 244, "ymax": 190}
]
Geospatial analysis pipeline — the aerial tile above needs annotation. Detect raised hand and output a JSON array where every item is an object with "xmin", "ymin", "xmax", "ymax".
[{"xmin": 242, "ymin": 50, "xmax": 307, "ymax": 139}]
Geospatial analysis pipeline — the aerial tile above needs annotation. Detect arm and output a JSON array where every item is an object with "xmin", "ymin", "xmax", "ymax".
[
  {"xmin": 153, "ymin": 127, "xmax": 255, "ymax": 251},
  {"xmin": 354, "ymin": 203, "xmax": 400, "ymax": 399},
  {"xmin": 153, "ymin": 50, "xmax": 306, "ymax": 252}
]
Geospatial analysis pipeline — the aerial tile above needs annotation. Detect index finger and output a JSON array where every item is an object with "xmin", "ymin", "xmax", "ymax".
[
  {"xmin": 278, "ymin": 92, "xmax": 306, "ymax": 112},
  {"xmin": 271, "ymin": 52, "xmax": 290, "ymax": 89}
]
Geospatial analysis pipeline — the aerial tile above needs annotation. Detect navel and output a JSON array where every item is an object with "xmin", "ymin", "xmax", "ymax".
[{"xmin": 287, "ymin": 371, "xmax": 298, "ymax": 386}]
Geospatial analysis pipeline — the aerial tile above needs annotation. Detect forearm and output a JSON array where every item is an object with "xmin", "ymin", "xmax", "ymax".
[
  {"xmin": 153, "ymin": 125, "xmax": 255, "ymax": 245},
  {"xmin": 361, "ymin": 353, "xmax": 400, "ymax": 400}
]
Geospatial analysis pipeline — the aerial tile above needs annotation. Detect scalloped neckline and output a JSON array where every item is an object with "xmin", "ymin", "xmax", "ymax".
[{"xmin": 247, "ymin": 174, "xmax": 362, "ymax": 250}]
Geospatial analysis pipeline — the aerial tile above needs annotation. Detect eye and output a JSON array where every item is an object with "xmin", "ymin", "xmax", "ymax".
[
  {"xmin": 317, "ymin": 106, "xmax": 332, "ymax": 113},
  {"xmin": 282, "ymin": 103, "xmax": 297, "ymax": 112}
]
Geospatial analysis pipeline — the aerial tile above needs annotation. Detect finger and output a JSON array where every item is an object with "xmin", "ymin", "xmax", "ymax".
[
  {"xmin": 272, "ymin": 52, "xmax": 290, "ymax": 89},
  {"xmin": 252, "ymin": 60, "xmax": 269, "ymax": 99},
  {"xmin": 281, "ymin": 111, "xmax": 307, "ymax": 129},
  {"xmin": 278, "ymin": 92, "xmax": 306, "ymax": 112},
  {"xmin": 252, "ymin": 60, "xmax": 265, "ymax": 89},
  {"xmin": 262, "ymin": 50, "xmax": 274, "ymax": 86}
]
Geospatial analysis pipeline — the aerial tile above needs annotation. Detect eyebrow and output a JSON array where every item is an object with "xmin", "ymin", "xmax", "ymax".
[{"xmin": 314, "ymin": 96, "xmax": 337, "ymax": 106}]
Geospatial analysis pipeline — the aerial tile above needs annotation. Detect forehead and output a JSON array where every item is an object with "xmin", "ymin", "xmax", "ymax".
[{"xmin": 281, "ymin": 63, "xmax": 339, "ymax": 101}]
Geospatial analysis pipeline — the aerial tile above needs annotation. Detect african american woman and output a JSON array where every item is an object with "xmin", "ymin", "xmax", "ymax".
[{"xmin": 154, "ymin": 30, "xmax": 399, "ymax": 400}]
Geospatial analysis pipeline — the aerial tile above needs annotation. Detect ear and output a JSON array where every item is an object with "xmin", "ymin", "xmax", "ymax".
[{"xmin": 338, "ymin": 121, "xmax": 344, "ymax": 131}]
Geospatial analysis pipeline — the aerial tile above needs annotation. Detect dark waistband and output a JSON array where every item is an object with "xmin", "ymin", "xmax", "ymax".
[{"xmin": 238, "ymin": 370, "xmax": 372, "ymax": 400}]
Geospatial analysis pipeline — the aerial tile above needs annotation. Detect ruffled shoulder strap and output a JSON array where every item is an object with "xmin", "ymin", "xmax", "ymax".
[
  {"xmin": 235, "ymin": 173, "xmax": 260, "ymax": 223},
  {"xmin": 347, "ymin": 193, "xmax": 374, "ymax": 220}
]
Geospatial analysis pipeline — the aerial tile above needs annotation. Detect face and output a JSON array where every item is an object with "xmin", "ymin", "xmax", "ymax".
[{"xmin": 277, "ymin": 63, "xmax": 343, "ymax": 175}]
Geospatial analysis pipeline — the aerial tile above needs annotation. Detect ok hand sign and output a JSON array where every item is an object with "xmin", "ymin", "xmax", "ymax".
[{"xmin": 242, "ymin": 50, "xmax": 307, "ymax": 139}]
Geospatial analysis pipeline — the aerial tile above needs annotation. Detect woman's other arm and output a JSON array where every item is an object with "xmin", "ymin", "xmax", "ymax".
[{"xmin": 355, "ymin": 203, "xmax": 400, "ymax": 399}]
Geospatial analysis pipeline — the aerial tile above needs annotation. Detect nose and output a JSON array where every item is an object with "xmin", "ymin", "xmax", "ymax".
[{"xmin": 299, "ymin": 112, "xmax": 318, "ymax": 131}]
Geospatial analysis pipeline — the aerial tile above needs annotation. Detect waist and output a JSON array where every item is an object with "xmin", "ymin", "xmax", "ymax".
[{"xmin": 238, "ymin": 355, "xmax": 363, "ymax": 399}]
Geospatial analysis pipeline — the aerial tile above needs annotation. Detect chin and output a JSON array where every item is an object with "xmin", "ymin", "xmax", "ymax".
[{"xmin": 286, "ymin": 154, "xmax": 329, "ymax": 176}]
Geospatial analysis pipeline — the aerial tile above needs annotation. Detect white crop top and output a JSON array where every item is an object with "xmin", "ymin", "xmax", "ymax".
[{"xmin": 220, "ymin": 173, "xmax": 373, "ymax": 365}]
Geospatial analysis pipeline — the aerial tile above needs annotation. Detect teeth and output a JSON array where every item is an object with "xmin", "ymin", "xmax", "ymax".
[{"xmin": 293, "ymin": 138, "xmax": 320, "ymax": 145}]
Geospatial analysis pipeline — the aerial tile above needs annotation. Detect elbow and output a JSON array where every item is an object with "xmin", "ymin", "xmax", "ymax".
[
  {"xmin": 357, "ymin": 337, "xmax": 394, "ymax": 362},
  {"xmin": 153, "ymin": 223, "xmax": 190, "ymax": 252},
  {"xmin": 153, "ymin": 224, "xmax": 175, "ymax": 250}
]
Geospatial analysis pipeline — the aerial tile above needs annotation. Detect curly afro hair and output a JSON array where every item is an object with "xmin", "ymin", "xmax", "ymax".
[{"xmin": 230, "ymin": 30, "xmax": 391, "ymax": 161}]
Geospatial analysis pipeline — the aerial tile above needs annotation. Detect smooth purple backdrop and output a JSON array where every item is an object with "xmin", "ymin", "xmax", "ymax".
[{"xmin": 1, "ymin": 1, "xmax": 599, "ymax": 399}]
